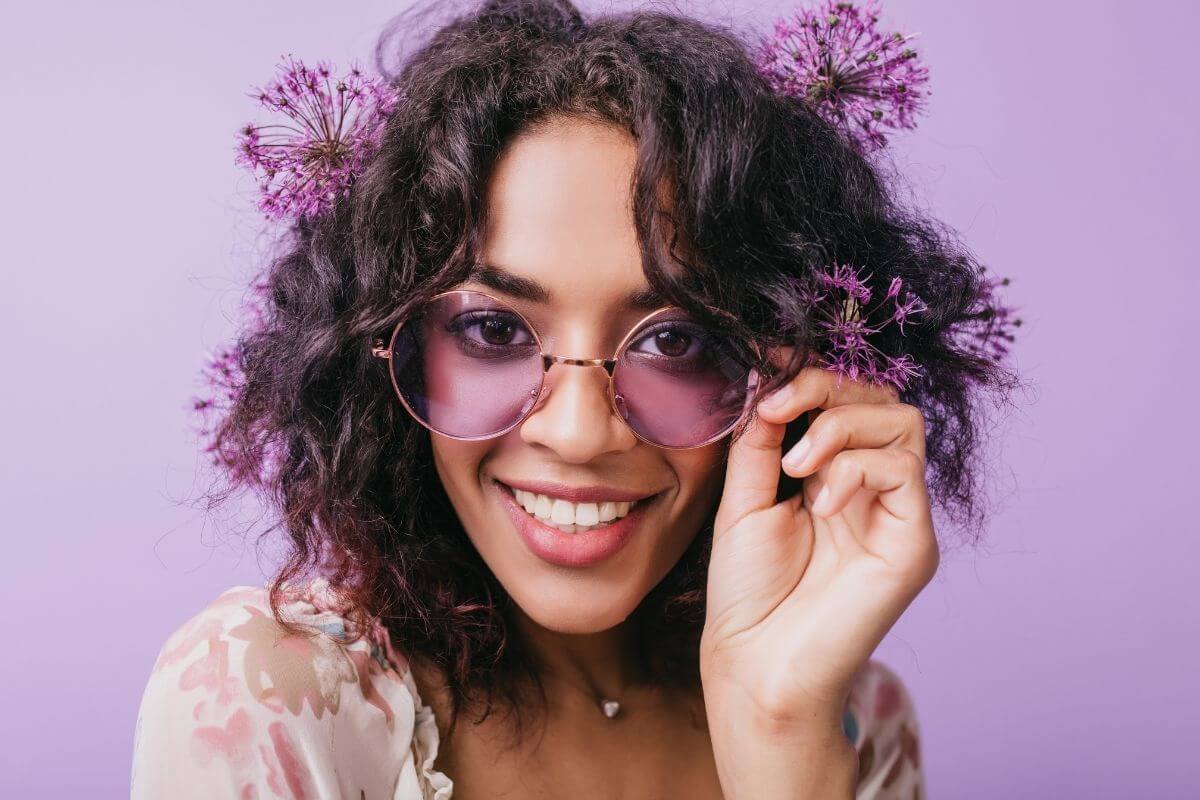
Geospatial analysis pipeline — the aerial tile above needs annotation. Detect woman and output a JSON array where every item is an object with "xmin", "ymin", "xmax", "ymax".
[{"xmin": 131, "ymin": 1, "xmax": 1017, "ymax": 797}]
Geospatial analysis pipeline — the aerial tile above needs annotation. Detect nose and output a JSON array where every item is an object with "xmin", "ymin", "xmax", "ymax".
[{"xmin": 518, "ymin": 360, "xmax": 639, "ymax": 462}]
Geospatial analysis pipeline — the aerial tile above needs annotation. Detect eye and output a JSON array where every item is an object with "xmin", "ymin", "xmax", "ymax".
[
  {"xmin": 478, "ymin": 315, "xmax": 530, "ymax": 346},
  {"xmin": 445, "ymin": 310, "xmax": 537, "ymax": 356},
  {"xmin": 630, "ymin": 322, "xmax": 706, "ymax": 359}
]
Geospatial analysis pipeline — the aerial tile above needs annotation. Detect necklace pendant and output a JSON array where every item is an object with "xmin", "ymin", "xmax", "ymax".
[{"xmin": 601, "ymin": 699, "xmax": 620, "ymax": 719}]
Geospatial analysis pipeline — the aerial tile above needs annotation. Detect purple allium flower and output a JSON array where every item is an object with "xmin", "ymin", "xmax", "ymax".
[
  {"xmin": 951, "ymin": 272, "xmax": 1023, "ymax": 363},
  {"xmin": 780, "ymin": 263, "xmax": 929, "ymax": 391},
  {"xmin": 190, "ymin": 275, "xmax": 278, "ymax": 487},
  {"xmin": 236, "ymin": 54, "xmax": 402, "ymax": 221},
  {"xmin": 754, "ymin": 0, "xmax": 930, "ymax": 153}
]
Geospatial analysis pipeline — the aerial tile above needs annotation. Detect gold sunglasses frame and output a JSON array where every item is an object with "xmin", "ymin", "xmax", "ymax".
[{"xmin": 370, "ymin": 289, "xmax": 763, "ymax": 450}]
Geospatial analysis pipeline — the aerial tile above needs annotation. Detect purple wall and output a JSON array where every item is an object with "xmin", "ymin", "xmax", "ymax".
[{"xmin": 3, "ymin": 0, "xmax": 1194, "ymax": 796}]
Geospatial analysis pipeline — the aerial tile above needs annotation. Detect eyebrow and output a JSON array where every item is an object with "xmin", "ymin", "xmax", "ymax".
[{"xmin": 467, "ymin": 263, "xmax": 666, "ymax": 312}]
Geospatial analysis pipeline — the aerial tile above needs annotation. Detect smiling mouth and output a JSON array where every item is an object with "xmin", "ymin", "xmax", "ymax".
[{"xmin": 494, "ymin": 480, "xmax": 660, "ymax": 534}]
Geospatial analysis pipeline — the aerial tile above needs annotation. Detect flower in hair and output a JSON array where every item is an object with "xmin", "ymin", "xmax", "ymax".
[
  {"xmin": 755, "ymin": 0, "xmax": 930, "ymax": 153},
  {"xmin": 236, "ymin": 55, "xmax": 401, "ymax": 221},
  {"xmin": 778, "ymin": 263, "xmax": 1023, "ymax": 392},
  {"xmin": 949, "ymin": 272, "xmax": 1023, "ymax": 363},
  {"xmin": 780, "ymin": 263, "xmax": 928, "ymax": 391},
  {"xmin": 191, "ymin": 275, "xmax": 276, "ymax": 485}
]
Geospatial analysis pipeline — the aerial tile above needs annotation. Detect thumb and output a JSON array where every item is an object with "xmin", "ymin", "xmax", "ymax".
[{"xmin": 714, "ymin": 396, "xmax": 788, "ymax": 538}]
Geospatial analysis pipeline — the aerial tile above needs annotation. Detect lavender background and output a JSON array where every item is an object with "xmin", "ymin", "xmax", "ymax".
[{"xmin": 2, "ymin": 0, "xmax": 1195, "ymax": 796}]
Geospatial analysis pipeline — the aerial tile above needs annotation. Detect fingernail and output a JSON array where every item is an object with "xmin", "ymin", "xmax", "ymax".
[{"xmin": 783, "ymin": 437, "xmax": 812, "ymax": 471}]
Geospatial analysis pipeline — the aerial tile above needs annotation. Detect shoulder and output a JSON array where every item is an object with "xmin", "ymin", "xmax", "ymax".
[
  {"xmin": 130, "ymin": 579, "xmax": 453, "ymax": 799},
  {"xmin": 844, "ymin": 658, "xmax": 925, "ymax": 799}
]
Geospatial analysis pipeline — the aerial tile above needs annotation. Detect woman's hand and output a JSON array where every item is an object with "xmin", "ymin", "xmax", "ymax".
[{"xmin": 700, "ymin": 356, "xmax": 939, "ymax": 745}]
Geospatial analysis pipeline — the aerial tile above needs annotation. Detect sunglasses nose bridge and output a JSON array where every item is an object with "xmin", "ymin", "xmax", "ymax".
[
  {"xmin": 531, "ymin": 353, "xmax": 625, "ymax": 422},
  {"xmin": 541, "ymin": 353, "xmax": 617, "ymax": 376}
]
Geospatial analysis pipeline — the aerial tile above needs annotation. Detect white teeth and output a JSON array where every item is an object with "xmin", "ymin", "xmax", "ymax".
[
  {"xmin": 509, "ymin": 487, "xmax": 643, "ymax": 533},
  {"xmin": 550, "ymin": 499, "xmax": 574, "ymax": 525},
  {"xmin": 575, "ymin": 503, "xmax": 600, "ymax": 526}
]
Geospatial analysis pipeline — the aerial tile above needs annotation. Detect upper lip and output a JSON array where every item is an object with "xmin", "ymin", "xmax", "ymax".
[{"xmin": 495, "ymin": 478, "xmax": 660, "ymax": 504}]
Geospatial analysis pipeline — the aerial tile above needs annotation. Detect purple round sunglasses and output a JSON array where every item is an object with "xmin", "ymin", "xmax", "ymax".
[{"xmin": 370, "ymin": 289, "xmax": 763, "ymax": 450}]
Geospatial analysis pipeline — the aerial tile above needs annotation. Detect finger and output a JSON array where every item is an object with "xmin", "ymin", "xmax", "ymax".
[
  {"xmin": 808, "ymin": 448, "xmax": 929, "ymax": 525},
  {"xmin": 715, "ymin": 408, "xmax": 787, "ymax": 535},
  {"xmin": 781, "ymin": 402, "xmax": 926, "ymax": 478},
  {"xmin": 757, "ymin": 365, "xmax": 900, "ymax": 426}
]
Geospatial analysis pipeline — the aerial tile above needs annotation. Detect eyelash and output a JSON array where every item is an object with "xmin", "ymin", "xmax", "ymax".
[
  {"xmin": 629, "ymin": 322, "xmax": 705, "ymax": 357},
  {"xmin": 444, "ymin": 311, "xmax": 720, "ymax": 377},
  {"xmin": 451, "ymin": 312, "xmax": 706, "ymax": 344},
  {"xmin": 445, "ymin": 312, "xmax": 537, "ymax": 357}
]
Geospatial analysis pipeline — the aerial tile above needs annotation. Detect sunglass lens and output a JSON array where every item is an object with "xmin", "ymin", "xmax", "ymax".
[
  {"xmin": 612, "ymin": 312, "xmax": 756, "ymax": 448},
  {"xmin": 390, "ymin": 291, "xmax": 544, "ymax": 439}
]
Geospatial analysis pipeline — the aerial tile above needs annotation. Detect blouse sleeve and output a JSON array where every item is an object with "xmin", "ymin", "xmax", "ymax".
[
  {"xmin": 130, "ymin": 581, "xmax": 454, "ymax": 800},
  {"xmin": 844, "ymin": 659, "xmax": 926, "ymax": 800}
]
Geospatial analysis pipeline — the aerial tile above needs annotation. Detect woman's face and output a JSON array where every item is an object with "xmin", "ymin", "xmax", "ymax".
[{"xmin": 429, "ymin": 117, "xmax": 727, "ymax": 635}]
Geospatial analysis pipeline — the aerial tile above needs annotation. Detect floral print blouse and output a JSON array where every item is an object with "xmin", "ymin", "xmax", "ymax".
[{"xmin": 131, "ymin": 579, "xmax": 925, "ymax": 799}]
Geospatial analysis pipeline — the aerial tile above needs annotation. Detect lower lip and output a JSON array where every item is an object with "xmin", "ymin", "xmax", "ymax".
[{"xmin": 493, "ymin": 480, "xmax": 655, "ymax": 568}]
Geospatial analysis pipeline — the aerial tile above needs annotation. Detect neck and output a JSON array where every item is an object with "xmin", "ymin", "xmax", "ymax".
[{"xmin": 508, "ymin": 605, "xmax": 646, "ymax": 700}]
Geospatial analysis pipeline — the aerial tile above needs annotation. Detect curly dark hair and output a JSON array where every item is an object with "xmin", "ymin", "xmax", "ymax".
[{"xmin": 198, "ymin": 0, "xmax": 1023, "ymax": 739}]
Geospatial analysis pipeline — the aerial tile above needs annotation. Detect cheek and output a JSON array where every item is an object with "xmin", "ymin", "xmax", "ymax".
[
  {"xmin": 659, "ymin": 443, "xmax": 727, "ymax": 540},
  {"xmin": 430, "ymin": 436, "xmax": 492, "ymax": 513},
  {"xmin": 667, "ymin": 443, "xmax": 727, "ymax": 501}
]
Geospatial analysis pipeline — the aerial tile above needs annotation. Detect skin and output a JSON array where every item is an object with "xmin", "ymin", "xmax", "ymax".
[{"xmin": 411, "ymin": 115, "xmax": 940, "ymax": 799}]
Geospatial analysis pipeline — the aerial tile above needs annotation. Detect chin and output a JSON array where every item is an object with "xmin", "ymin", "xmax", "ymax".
[{"xmin": 507, "ymin": 576, "xmax": 644, "ymax": 634}]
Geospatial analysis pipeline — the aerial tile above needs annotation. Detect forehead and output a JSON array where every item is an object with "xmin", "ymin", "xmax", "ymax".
[{"xmin": 475, "ymin": 117, "xmax": 657, "ymax": 312}]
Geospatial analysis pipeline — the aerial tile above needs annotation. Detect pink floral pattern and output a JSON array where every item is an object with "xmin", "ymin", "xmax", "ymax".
[
  {"xmin": 131, "ymin": 580, "xmax": 923, "ymax": 798},
  {"xmin": 845, "ymin": 658, "xmax": 927, "ymax": 798}
]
